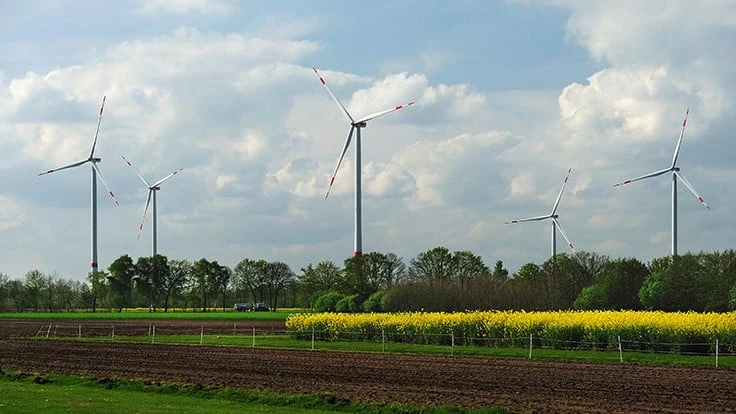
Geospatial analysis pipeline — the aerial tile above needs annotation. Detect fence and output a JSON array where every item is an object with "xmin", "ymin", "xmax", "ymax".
[{"xmin": 22, "ymin": 322, "xmax": 736, "ymax": 368}]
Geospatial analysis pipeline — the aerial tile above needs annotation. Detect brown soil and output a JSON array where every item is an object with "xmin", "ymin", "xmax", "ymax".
[
  {"xmin": 1, "ymin": 320, "xmax": 735, "ymax": 413},
  {"xmin": 0, "ymin": 318, "xmax": 286, "ymax": 338}
]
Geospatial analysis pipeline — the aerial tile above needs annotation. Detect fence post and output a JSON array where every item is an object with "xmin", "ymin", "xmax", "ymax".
[
  {"xmin": 451, "ymin": 332, "xmax": 455, "ymax": 356},
  {"xmin": 716, "ymin": 339, "xmax": 719, "ymax": 368},
  {"xmin": 618, "ymin": 335, "xmax": 623, "ymax": 362},
  {"xmin": 529, "ymin": 334, "xmax": 533, "ymax": 359},
  {"xmin": 78, "ymin": 324, "xmax": 81, "ymax": 339},
  {"xmin": 382, "ymin": 328, "xmax": 385, "ymax": 353},
  {"xmin": 252, "ymin": 327, "xmax": 256, "ymax": 348},
  {"xmin": 46, "ymin": 323, "xmax": 51, "ymax": 338},
  {"xmin": 234, "ymin": 323, "xmax": 237, "ymax": 335},
  {"xmin": 152, "ymin": 326, "xmax": 156, "ymax": 343},
  {"xmin": 311, "ymin": 327, "xmax": 315, "ymax": 351},
  {"xmin": 112, "ymin": 325, "xmax": 115, "ymax": 342},
  {"xmin": 200, "ymin": 326, "xmax": 204, "ymax": 345}
]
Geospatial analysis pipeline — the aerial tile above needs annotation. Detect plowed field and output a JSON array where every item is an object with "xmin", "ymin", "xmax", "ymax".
[{"xmin": 1, "ymin": 319, "xmax": 735, "ymax": 413}]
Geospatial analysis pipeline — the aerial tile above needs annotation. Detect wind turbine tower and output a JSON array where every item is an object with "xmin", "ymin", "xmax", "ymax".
[
  {"xmin": 121, "ymin": 155, "xmax": 183, "ymax": 256},
  {"xmin": 613, "ymin": 109, "xmax": 710, "ymax": 256},
  {"xmin": 38, "ymin": 96, "xmax": 119, "ymax": 273},
  {"xmin": 505, "ymin": 168, "xmax": 576, "ymax": 257},
  {"xmin": 313, "ymin": 67, "xmax": 414, "ymax": 257}
]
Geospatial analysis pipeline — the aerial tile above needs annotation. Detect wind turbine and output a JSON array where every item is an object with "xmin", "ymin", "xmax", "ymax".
[
  {"xmin": 613, "ymin": 109, "xmax": 710, "ymax": 256},
  {"xmin": 120, "ymin": 155, "xmax": 183, "ymax": 256},
  {"xmin": 313, "ymin": 67, "xmax": 414, "ymax": 257},
  {"xmin": 505, "ymin": 168, "xmax": 576, "ymax": 257},
  {"xmin": 38, "ymin": 96, "xmax": 119, "ymax": 273}
]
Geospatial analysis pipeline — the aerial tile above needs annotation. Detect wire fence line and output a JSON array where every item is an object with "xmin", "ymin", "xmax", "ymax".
[{"xmin": 22, "ymin": 322, "xmax": 736, "ymax": 367}]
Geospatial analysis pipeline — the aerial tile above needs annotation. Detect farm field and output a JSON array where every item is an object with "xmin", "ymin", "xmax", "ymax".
[
  {"xmin": 0, "ymin": 318, "xmax": 286, "ymax": 339},
  {"xmin": 1, "ymin": 319, "xmax": 736, "ymax": 413}
]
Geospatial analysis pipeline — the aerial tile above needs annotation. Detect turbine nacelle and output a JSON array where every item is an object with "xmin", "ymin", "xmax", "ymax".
[{"xmin": 353, "ymin": 122, "xmax": 368, "ymax": 128}]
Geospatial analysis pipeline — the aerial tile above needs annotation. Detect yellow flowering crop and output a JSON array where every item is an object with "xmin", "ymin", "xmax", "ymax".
[{"xmin": 286, "ymin": 310, "xmax": 736, "ymax": 352}]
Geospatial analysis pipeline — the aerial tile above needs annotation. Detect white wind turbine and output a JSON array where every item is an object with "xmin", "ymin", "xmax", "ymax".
[
  {"xmin": 120, "ymin": 155, "xmax": 183, "ymax": 256},
  {"xmin": 38, "ymin": 96, "xmax": 119, "ymax": 273},
  {"xmin": 313, "ymin": 67, "xmax": 414, "ymax": 257},
  {"xmin": 505, "ymin": 168, "xmax": 576, "ymax": 257},
  {"xmin": 613, "ymin": 109, "xmax": 710, "ymax": 256}
]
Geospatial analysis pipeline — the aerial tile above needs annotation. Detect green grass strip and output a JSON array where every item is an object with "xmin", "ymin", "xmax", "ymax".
[{"xmin": 0, "ymin": 371, "xmax": 505, "ymax": 414}]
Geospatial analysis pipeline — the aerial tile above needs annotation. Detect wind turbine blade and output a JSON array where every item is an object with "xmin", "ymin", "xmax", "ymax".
[
  {"xmin": 553, "ymin": 218, "xmax": 576, "ymax": 252},
  {"xmin": 37, "ymin": 159, "xmax": 88, "ymax": 176},
  {"xmin": 671, "ymin": 108, "xmax": 689, "ymax": 168},
  {"xmin": 675, "ymin": 171, "xmax": 711, "ymax": 211},
  {"xmin": 152, "ymin": 168, "xmax": 183, "ymax": 187},
  {"xmin": 613, "ymin": 167, "xmax": 671, "ymax": 187},
  {"xmin": 92, "ymin": 163, "xmax": 119, "ymax": 206},
  {"xmin": 551, "ymin": 168, "xmax": 572, "ymax": 215},
  {"xmin": 138, "ymin": 190, "xmax": 153, "ymax": 239},
  {"xmin": 325, "ymin": 126, "xmax": 355, "ymax": 199},
  {"xmin": 89, "ymin": 96, "xmax": 106, "ymax": 158},
  {"xmin": 313, "ymin": 67, "xmax": 355, "ymax": 123},
  {"xmin": 355, "ymin": 101, "xmax": 415, "ymax": 124},
  {"xmin": 505, "ymin": 214, "xmax": 551, "ymax": 224},
  {"xmin": 121, "ymin": 155, "xmax": 152, "ymax": 187}
]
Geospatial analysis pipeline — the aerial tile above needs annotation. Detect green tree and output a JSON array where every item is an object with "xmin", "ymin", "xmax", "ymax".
[
  {"xmin": 492, "ymin": 261, "xmax": 509, "ymax": 280},
  {"xmin": 135, "ymin": 254, "xmax": 170, "ymax": 312},
  {"xmin": 574, "ymin": 258, "xmax": 648, "ymax": 310},
  {"xmin": 298, "ymin": 260, "xmax": 344, "ymax": 307},
  {"xmin": 408, "ymin": 247, "xmax": 456, "ymax": 281},
  {"xmin": 23, "ymin": 269, "xmax": 47, "ymax": 312},
  {"xmin": 539, "ymin": 254, "xmax": 589, "ymax": 309},
  {"xmin": 108, "ymin": 254, "xmax": 136, "ymax": 312},
  {"xmin": 163, "ymin": 259, "xmax": 191, "ymax": 312},
  {"xmin": 210, "ymin": 262, "xmax": 231, "ymax": 311},
  {"xmin": 695, "ymin": 250, "xmax": 736, "ymax": 312},
  {"xmin": 87, "ymin": 271, "xmax": 108, "ymax": 312},
  {"xmin": 232, "ymin": 259, "xmax": 269, "ymax": 303},
  {"xmin": 573, "ymin": 283, "xmax": 608, "ymax": 310},
  {"xmin": 265, "ymin": 261, "xmax": 294, "ymax": 311},
  {"xmin": 453, "ymin": 250, "xmax": 489, "ymax": 287},
  {"xmin": 191, "ymin": 258, "xmax": 212, "ymax": 311},
  {"xmin": 639, "ymin": 254, "xmax": 701, "ymax": 311},
  {"xmin": 0, "ymin": 273, "xmax": 9, "ymax": 312},
  {"xmin": 6, "ymin": 279, "xmax": 25, "ymax": 312}
]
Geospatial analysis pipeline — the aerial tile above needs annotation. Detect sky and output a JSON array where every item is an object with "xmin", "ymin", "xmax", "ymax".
[{"xmin": 1, "ymin": 0, "xmax": 735, "ymax": 282}]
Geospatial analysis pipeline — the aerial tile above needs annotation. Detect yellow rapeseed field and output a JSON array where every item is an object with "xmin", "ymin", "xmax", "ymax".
[{"xmin": 286, "ymin": 310, "xmax": 736, "ymax": 351}]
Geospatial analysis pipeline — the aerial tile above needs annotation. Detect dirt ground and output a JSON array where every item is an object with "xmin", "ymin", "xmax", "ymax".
[
  {"xmin": 1, "ymin": 319, "xmax": 735, "ymax": 413},
  {"xmin": 0, "ymin": 318, "xmax": 286, "ymax": 338}
]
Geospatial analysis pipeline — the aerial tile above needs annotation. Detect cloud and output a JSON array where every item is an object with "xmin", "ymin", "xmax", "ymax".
[
  {"xmin": 135, "ymin": 0, "xmax": 236, "ymax": 16},
  {"xmin": 508, "ymin": 172, "xmax": 536, "ymax": 199}
]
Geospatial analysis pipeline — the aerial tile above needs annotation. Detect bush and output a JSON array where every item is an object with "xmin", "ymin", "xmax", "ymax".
[
  {"xmin": 313, "ymin": 292, "xmax": 345, "ymax": 313},
  {"xmin": 335, "ymin": 294, "xmax": 362, "ymax": 313},
  {"xmin": 362, "ymin": 291, "xmax": 385, "ymax": 312}
]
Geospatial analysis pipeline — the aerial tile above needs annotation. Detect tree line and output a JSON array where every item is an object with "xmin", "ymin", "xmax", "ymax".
[{"xmin": 1, "ymin": 248, "xmax": 735, "ymax": 313}]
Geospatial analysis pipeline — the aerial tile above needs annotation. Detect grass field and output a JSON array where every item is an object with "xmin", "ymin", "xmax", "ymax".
[
  {"xmin": 0, "ymin": 309, "xmax": 302, "ymax": 321},
  {"xmin": 0, "ymin": 372, "xmax": 504, "ymax": 414}
]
